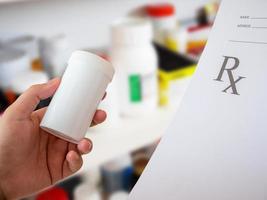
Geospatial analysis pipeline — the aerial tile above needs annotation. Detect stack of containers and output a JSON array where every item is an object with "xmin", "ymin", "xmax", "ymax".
[
  {"xmin": 146, "ymin": 3, "xmax": 177, "ymax": 46},
  {"xmin": 7, "ymin": 35, "xmax": 43, "ymax": 71},
  {"xmin": 0, "ymin": 35, "xmax": 51, "ymax": 110},
  {"xmin": 111, "ymin": 17, "xmax": 158, "ymax": 117},
  {"xmin": 40, "ymin": 34, "xmax": 71, "ymax": 78},
  {"xmin": 0, "ymin": 48, "xmax": 31, "ymax": 89},
  {"xmin": 186, "ymin": 24, "xmax": 212, "ymax": 57},
  {"xmin": 146, "ymin": 3, "xmax": 189, "ymax": 54}
]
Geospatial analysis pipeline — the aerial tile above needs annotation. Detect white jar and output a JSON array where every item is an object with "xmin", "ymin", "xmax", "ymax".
[
  {"xmin": 111, "ymin": 17, "xmax": 158, "ymax": 117},
  {"xmin": 10, "ymin": 71, "xmax": 49, "ymax": 94},
  {"xmin": 41, "ymin": 51, "xmax": 115, "ymax": 143},
  {"xmin": 0, "ymin": 48, "xmax": 31, "ymax": 89}
]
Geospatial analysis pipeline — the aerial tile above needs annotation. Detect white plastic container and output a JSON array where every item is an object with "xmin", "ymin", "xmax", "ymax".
[
  {"xmin": 40, "ymin": 34, "xmax": 71, "ymax": 78},
  {"xmin": 98, "ymin": 81, "xmax": 120, "ymax": 124},
  {"xmin": 0, "ymin": 48, "xmax": 31, "ymax": 89},
  {"xmin": 7, "ymin": 35, "xmax": 42, "ymax": 70},
  {"xmin": 111, "ymin": 17, "xmax": 158, "ymax": 117},
  {"xmin": 146, "ymin": 3, "xmax": 177, "ymax": 45},
  {"xmin": 40, "ymin": 51, "xmax": 115, "ymax": 143},
  {"xmin": 10, "ymin": 71, "xmax": 49, "ymax": 94},
  {"xmin": 165, "ymin": 27, "xmax": 188, "ymax": 54}
]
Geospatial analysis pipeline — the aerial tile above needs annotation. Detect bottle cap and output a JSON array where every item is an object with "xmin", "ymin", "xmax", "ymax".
[
  {"xmin": 146, "ymin": 3, "xmax": 175, "ymax": 18},
  {"xmin": 111, "ymin": 17, "xmax": 153, "ymax": 46},
  {"xmin": 68, "ymin": 50, "xmax": 115, "ymax": 81},
  {"xmin": 36, "ymin": 187, "xmax": 69, "ymax": 200}
]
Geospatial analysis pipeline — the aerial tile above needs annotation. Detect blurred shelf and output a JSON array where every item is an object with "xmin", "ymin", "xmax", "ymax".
[
  {"xmin": 81, "ymin": 77, "xmax": 191, "ymax": 171},
  {"xmin": 0, "ymin": 0, "xmax": 24, "ymax": 3},
  {"xmin": 0, "ymin": 0, "xmax": 36, "ymax": 4}
]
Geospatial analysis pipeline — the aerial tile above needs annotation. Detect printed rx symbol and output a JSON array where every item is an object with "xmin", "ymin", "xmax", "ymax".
[{"xmin": 214, "ymin": 56, "xmax": 246, "ymax": 95}]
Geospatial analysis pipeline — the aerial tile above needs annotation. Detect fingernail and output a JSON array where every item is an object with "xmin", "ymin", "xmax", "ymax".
[{"xmin": 85, "ymin": 141, "xmax": 93, "ymax": 153}]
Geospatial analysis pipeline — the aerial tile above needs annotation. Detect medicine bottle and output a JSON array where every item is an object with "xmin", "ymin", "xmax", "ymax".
[
  {"xmin": 111, "ymin": 17, "xmax": 158, "ymax": 116},
  {"xmin": 41, "ymin": 51, "xmax": 114, "ymax": 143},
  {"xmin": 146, "ymin": 3, "xmax": 176, "ymax": 45}
]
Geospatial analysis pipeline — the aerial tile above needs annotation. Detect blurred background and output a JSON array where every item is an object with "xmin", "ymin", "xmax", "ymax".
[{"xmin": 0, "ymin": 0, "xmax": 220, "ymax": 199}]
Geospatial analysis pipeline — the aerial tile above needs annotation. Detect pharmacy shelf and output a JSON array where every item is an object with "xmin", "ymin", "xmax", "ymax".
[
  {"xmin": 81, "ymin": 78, "xmax": 191, "ymax": 171},
  {"xmin": 0, "ymin": 0, "xmax": 30, "ymax": 3}
]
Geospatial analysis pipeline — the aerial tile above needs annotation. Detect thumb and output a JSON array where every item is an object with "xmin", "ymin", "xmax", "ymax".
[{"xmin": 7, "ymin": 78, "xmax": 60, "ymax": 120}]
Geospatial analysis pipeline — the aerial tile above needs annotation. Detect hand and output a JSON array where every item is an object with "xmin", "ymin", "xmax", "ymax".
[{"xmin": 0, "ymin": 78, "xmax": 106, "ymax": 200}]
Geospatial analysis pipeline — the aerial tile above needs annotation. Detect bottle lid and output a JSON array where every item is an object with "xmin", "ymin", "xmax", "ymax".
[
  {"xmin": 146, "ymin": 3, "xmax": 175, "ymax": 17},
  {"xmin": 68, "ymin": 51, "xmax": 115, "ymax": 81},
  {"xmin": 111, "ymin": 17, "xmax": 153, "ymax": 46},
  {"xmin": 36, "ymin": 187, "xmax": 69, "ymax": 200}
]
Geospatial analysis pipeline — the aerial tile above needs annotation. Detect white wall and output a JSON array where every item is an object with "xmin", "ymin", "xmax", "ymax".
[{"xmin": 0, "ymin": 0, "xmax": 215, "ymax": 49}]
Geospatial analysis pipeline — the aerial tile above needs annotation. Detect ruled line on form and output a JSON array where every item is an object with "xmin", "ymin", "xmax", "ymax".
[
  {"xmin": 229, "ymin": 40, "xmax": 267, "ymax": 45},
  {"xmin": 251, "ymin": 26, "xmax": 267, "ymax": 29},
  {"xmin": 250, "ymin": 17, "xmax": 267, "ymax": 19}
]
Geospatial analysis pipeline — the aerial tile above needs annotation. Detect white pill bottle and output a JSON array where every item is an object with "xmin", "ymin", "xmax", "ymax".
[
  {"xmin": 41, "ymin": 51, "xmax": 114, "ymax": 143},
  {"xmin": 111, "ymin": 17, "xmax": 158, "ymax": 117}
]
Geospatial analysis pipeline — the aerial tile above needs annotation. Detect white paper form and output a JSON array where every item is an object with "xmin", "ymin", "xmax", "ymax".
[{"xmin": 129, "ymin": 0, "xmax": 267, "ymax": 199}]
